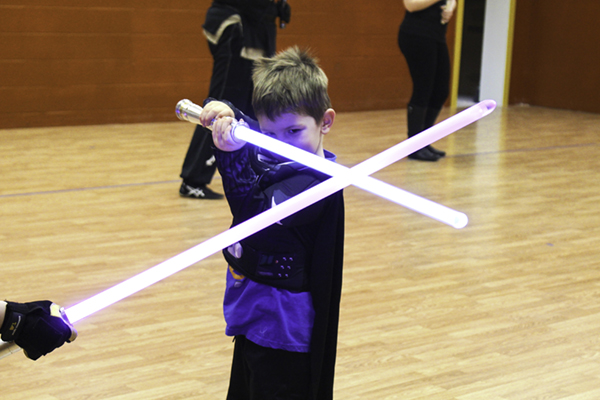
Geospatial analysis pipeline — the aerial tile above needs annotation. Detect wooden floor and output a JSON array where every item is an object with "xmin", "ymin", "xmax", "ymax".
[{"xmin": 1, "ymin": 105, "xmax": 600, "ymax": 399}]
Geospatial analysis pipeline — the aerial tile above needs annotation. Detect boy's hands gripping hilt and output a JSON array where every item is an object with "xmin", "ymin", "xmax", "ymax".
[
  {"xmin": 176, "ymin": 99, "xmax": 248, "ymax": 152},
  {"xmin": 1, "ymin": 301, "xmax": 77, "ymax": 360}
]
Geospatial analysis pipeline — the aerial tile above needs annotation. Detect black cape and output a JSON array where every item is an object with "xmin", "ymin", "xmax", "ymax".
[{"xmin": 214, "ymin": 102, "xmax": 345, "ymax": 399}]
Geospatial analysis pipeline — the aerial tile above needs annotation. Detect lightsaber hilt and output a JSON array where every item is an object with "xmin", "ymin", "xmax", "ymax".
[
  {"xmin": 175, "ymin": 98, "xmax": 244, "ymax": 144},
  {"xmin": 175, "ymin": 99, "xmax": 205, "ymax": 126}
]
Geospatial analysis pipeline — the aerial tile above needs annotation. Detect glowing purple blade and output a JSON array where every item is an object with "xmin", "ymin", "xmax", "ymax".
[{"xmin": 67, "ymin": 99, "xmax": 494, "ymax": 323}]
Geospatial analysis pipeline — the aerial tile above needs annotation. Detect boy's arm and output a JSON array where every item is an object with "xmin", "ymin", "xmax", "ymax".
[
  {"xmin": 201, "ymin": 98, "xmax": 261, "ymax": 132},
  {"xmin": 204, "ymin": 98, "xmax": 331, "ymax": 226},
  {"xmin": 223, "ymin": 156, "xmax": 331, "ymax": 227},
  {"xmin": 215, "ymin": 145, "xmax": 258, "ymax": 199},
  {"xmin": 215, "ymin": 143, "xmax": 330, "ymax": 226},
  {"xmin": 262, "ymin": 167, "xmax": 332, "ymax": 226},
  {"xmin": 197, "ymin": 98, "xmax": 259, "ymax": 199}
]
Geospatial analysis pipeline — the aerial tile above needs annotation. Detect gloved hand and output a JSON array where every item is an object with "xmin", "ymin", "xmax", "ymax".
[
  {"xmin": 277, "ymin": 0, "xmax": 291, "ymax": 26},
  {"xmin": 0, "ymin": 301, "xmax": 77, "ymax": 360}
]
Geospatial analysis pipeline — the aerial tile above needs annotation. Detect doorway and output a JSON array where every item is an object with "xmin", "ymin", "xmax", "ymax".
[{"xmin": 456, "ymin": 0, "xmax": 486, "ymax": 107}]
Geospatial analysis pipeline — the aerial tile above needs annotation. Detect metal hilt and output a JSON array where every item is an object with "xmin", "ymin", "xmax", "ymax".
[
  {"xmin": 175, "ymin": 99, "xmax": 203, "ymax": 125},
  {"xmin": 175, "ymin": 99, "xmax": 242, "ymax": 141}
]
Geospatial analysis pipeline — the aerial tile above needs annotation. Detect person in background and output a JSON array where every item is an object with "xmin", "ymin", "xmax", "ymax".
[
  {"xmin": 398, "ymin": 0, "xmax": 456, "ymax": 161},
  {"xmin": 1, "ymin": 300, "xmax": 77, "ymax": 360},
  {"xmin": 179, "ymin": 0, "xmax": 291, "ymax": 199}
]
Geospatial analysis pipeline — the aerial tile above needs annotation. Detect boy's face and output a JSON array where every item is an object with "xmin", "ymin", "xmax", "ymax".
[{"xmin": 257, "ymin": 110, "xmax": 335, "ymax": 158}]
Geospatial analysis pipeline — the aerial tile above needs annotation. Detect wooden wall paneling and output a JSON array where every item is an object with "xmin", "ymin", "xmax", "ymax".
[
  {"xmin": 1, "ymin": 1, "xmax": 417, "ymax": 129},
  {"xmin": 510, "ymin": 0, "xmax": 600, "ymax": 113},
  {"xmin": 0, "ymin": 2, "xmax": 211, "ymax": 129}
]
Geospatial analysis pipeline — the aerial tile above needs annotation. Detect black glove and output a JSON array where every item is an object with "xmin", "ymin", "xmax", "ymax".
[
  {"xmin": 277, "ymin": 0, "xmax": 291, "ymax": 26},
  {"xmin": 1, "ymin": 301, "xmax": 77, "ymax": 360}
]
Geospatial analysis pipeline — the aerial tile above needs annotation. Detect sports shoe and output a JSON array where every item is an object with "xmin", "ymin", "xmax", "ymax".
[
  {"xmin": 179, "ymin": 182, "xmax": 224, "ymax": 200},
  {"xmin": 407, "ymin": 148, "xmax": 441, "ymax": 162},
  {"xmin": 427, "ymin": 145, "xmax": 446, "ymax": 157}
]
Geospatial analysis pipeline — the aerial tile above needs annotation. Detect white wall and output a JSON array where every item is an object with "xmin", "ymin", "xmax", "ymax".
[{"xmin": 479, "ymin": 0, "xmax": 514, "ymax": 106}]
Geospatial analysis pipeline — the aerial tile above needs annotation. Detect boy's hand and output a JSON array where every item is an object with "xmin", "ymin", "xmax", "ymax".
[
  {"xmin": 199, "ymin": 101, "xmax": 235, "ymax": 128},
  {"xmin": 212, "ymin": 117, "xmax": 247, "ymax": 152}
]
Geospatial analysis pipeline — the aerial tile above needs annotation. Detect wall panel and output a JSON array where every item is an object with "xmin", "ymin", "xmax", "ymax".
[
  {"xmin": 0, "ymin": 1, "xmax": 443, "ymax": 129},
  {"xmin": 509, "ymin": 0, "xmax": 600, "ymax": 114}
]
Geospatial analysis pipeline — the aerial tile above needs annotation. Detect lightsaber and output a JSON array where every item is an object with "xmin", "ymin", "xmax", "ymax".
[
  {"xmin": 0, "ymin": 99, "xmax": 496, "ymax": 359},
  {"xmin": 176, "ymin": 99, "xmax": 470, "ymax": 229}
]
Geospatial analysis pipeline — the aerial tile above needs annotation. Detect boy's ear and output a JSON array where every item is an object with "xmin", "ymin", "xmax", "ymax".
[{"xmin": 320, "ymin": 108, "xmax": 336, "ymax": 135}]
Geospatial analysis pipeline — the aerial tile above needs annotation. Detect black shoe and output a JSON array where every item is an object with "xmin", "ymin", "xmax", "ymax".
[
  {"xmin": 427, "ymin": 145, "xmax": 446, "ymax": 157},
  {"xmin": 179, "ymin": 182, "xmax": 224, "ymax": 199},
  {"xmin": 407, "ymin": 148, "xmax": 441, "ymax": 162}
]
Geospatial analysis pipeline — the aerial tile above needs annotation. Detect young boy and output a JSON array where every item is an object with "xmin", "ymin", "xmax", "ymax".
[{"xmin": 199, "ymin": 47, "xmax": 345, "ymax": 400}]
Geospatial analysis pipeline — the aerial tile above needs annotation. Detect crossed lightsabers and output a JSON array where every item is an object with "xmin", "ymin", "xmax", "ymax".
[{"xmin": 0, "ymin": 99, "xmax": 496, "ymax": 359}]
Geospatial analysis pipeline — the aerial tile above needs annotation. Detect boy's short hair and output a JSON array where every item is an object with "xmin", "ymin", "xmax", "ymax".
[{"xmin": 252, "ymin": 46, "xmax": 331, "ymax": 123}]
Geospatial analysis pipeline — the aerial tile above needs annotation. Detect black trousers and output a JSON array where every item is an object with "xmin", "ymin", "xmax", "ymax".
[
  {"xmin": 397, "ymin": 31, "xmax": 450, "ymax": 111},
  {"xmin": 226, "ymin": 336, "xmax": 311, "ymax": 400},
  {"xmin": 180, "ymin": 24, "xmax": 256, "ymax": 187}
]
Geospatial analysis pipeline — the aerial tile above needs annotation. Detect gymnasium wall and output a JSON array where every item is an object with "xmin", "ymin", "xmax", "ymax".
[
  {"xmin": 509, "ymin": 0, "xmax": 600, "ymax": 114},
  {"xmin": 0, "ymin": 0, "xmax": 427, "ymax": 129}
]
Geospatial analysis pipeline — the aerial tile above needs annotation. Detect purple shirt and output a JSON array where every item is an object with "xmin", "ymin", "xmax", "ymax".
[
  {"xmin": 217, "ymin": 145, "xmax": 337, "ymax": 353},
  {"xmin": 223, "ymin": 265, "xmax": 314, "ymax": 352}
]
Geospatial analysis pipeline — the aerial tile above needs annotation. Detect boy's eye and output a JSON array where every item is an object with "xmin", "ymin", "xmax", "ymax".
[{"xmin": 287, "ymin": 128, "xmax": 301, "ymax": 135}]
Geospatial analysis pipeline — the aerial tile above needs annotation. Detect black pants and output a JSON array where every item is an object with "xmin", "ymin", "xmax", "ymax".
[
  {"xmin": 397, "ymin": 31, "xmax": 450, "ymax": 111},
  {"xmin": 226, "ymin": 336, "xmax": 311, "ymax": 400},
  {"xmin": 180, "ymin": 24, "xmax": 256, "ymax": 187}
]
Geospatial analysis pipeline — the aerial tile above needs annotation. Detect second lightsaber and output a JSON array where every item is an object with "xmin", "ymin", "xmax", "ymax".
[
  {"xmin": 64, "ymin": 98, "xmax": 493, "ymax": 326},
  {"xmin": 67, "ymin": 99, "xmax": 494, "ymax": 325}
]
